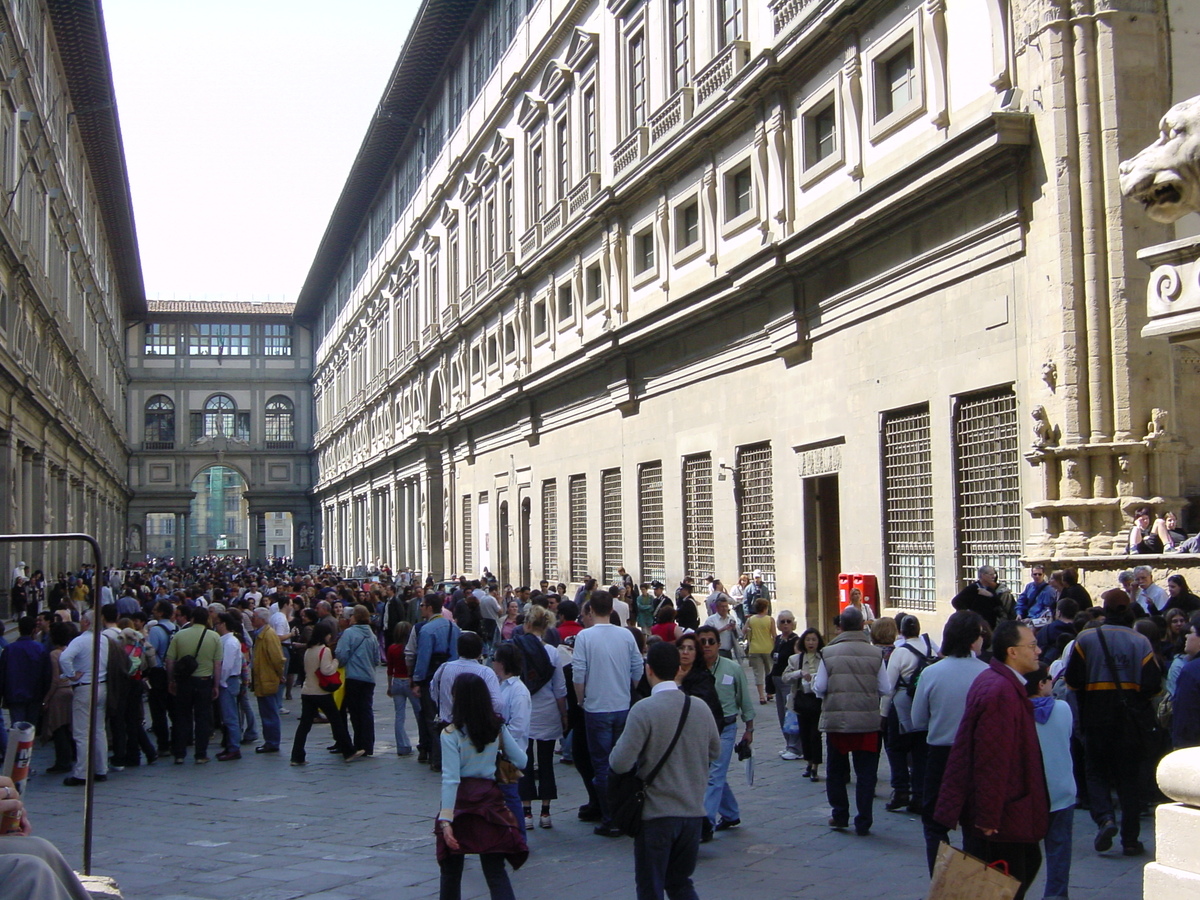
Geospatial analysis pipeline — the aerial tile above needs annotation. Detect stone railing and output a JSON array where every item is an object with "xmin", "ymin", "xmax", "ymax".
[
  {"xmin": 771, "ymin": 0, "xmax": 816, "ymax": 33},
  {"xmin": 612, "ymin": 127, "xmax": 647, "ymax": 176},
  {"xmin": 542, "ymin": 200, "xmax": 564, "ymax": 237},
  {"xmin": 1145, "ymin": 749, "xmax": 1200, "ymax": 898},
  {"xmin": 567, "ymin": 172, "xmax": 600, "ymax": 216},
  {"xmin": 520, "ymin": 223, "xmax": 541, "ymax": 258},
  {"xmin": 649, "ymin": 88, "xmax": 694, "ymax": 147},
  {"xmin": 441, "ymin": 302, "xmax": 459, "ymax": 329},
  {"xmin": 695, "ymin": 40, "xmax": 751, "ymax": 107}
]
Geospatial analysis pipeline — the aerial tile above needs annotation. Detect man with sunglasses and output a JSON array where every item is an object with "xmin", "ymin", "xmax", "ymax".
[{"xmin": 695, "ymin": 624, "xmax": 754, "ymax": 841}]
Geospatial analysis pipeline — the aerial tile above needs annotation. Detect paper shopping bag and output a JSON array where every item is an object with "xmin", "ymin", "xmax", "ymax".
[{"xmin": 925, "ymin": 842, "xmax": 1020, "ymax": 900}]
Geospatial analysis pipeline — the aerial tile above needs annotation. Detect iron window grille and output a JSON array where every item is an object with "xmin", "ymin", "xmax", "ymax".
[
  {"xmin": 682, "ymin": 454, "xmax": 714, "ymax": 583},
  {"xmin": 462, "ymin": 495, "xmax": 474, "ymax": 575},
  {"xmin": 601, "ymin": 469, "xmax": 623, "ymax": 584},
  {"xmin": 882, "ymin": 406, "xmax": 936, "ymax": 611},
  {"xmin": 638, "ymin": 462, "xmax": 666, "ymax": 583},
  {"xmin": 955, "ymin": 388, "xmax": 1022, "ymax": 591},
  {"xmin": 542, "ymin": 480, "xmax": 559, "ymax": 582},
  {"xmin": 736, "ymin": 443, "xmax": 776, "ymax": 597},
  {"xmin": 569, "ymin": 475, "xmax": 588, "ymax": 582}
]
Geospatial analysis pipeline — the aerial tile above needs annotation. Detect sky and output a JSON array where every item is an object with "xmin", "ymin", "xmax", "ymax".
[{"xmin": 103, "ymin": 0, "xmax": 422, "ymax": 302}]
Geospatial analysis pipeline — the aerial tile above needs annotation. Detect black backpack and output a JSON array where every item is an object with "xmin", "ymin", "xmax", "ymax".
[
  {"xmin": 513, "ymin": 632, "xmax": 554, "ymax": 695},
  {"xmin": 899, "ymin": 636, "xmax": 937, "ymax": 698}
]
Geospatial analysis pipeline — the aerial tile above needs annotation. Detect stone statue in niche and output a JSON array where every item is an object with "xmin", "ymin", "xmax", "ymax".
[
  {"xmin": 1119, "ymin": 95, "xmax": 1200, "ymax": 222},
  {"xmin": 1031, "ymin": 405, "xmax": 1057, "ymax": 449},
  {"xmin": 297, "ymin": 523, "xmax": 312, "ymax": 551},
  {"xmin": 1147, "ymin": 408, "xmax": 1170, "ymax": 441},
  {"xmin": 127, "ymin": 524, "xmax": 142, "ymax": 553}
]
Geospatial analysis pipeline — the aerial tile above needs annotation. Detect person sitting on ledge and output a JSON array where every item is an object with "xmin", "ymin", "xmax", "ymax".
[
  {"xmin": 0, "ymin": 775, "xmax": 92, "ymax": 900},
  {"xmin": 1127, "ymin": 505, "xmax": 1171, "ymax": 554}
]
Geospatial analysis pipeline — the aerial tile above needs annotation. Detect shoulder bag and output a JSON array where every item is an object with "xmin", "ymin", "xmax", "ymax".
[
  {"xmin": 316, "ymin": 647, "xmax": 342, "ymax": 692},
  {"xmin": 607, "ymin": 694, "xmax": 691, "ymax": 837}
]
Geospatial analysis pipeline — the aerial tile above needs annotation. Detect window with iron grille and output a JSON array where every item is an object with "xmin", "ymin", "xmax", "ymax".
[
  {"xmin": 682, "ymin": 454, "xmax": 714, "ymax": 583},
  {"xmin": 882, "ymin": 406, "xmax": 936, "ymax": 611},
  {"xmin": 601, "ymin": 469, "xmax": 623, "ymax": 584},
  {"xmin": 736, "ymin": 443, "xmax": 776, "ymax": 597},
  {"xmin": 639, "ymin": 462, "xmax": 665, "ymax": 583},
  {"xmin": 462, "ymin": 495, "xmax": 474, "ymax": 575},
  {"xmin": 541, "ymin": 480, "xmax": 559, "ymax": 582},
  {"xmin": 569, "ymin": 475, "xmax": 588, "ymax": 582},
  {"xmin": 955, "ymin": 388, "xmax": 1021, "ymax": 591}
]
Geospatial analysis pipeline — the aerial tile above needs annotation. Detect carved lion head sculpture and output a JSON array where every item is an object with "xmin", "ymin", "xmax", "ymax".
[{"xmin": 1119, "ymin": 95, "xmax": 1200, "ymax": 223}]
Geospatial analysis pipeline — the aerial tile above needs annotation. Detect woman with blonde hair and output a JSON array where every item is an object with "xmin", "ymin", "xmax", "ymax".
[
  {"xmin": 516, "ymin": 605, "xmax": 567, "ymax": 829},
  {"xmin": 743, "ymin": 598, "xmax": 777, "ymax": 704}
]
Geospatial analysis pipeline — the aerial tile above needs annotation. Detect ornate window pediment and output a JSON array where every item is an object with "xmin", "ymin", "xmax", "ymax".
[
  {"xmin": 565, "ymin": 28, "xmax": 599, "ymax": 71},
  {"xmin": 518, "ymin": 91, "xmax": 547, "ymax": 130}
]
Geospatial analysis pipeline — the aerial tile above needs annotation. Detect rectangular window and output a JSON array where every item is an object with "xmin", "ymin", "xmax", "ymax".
[
  {"xmin": 557, "ymin": 283, "xmax": 573, "ymax": 322},
  {"xmin": 582, "ymin": 87, "xmax": 598, "ymax": 173},
  {"xmin": 719, "ymin": 0, "xmax": 742, "ymax": 48},
  {"xmin": 638, "ymin": 462, "xmax": 666, "ymax": 583},
  {"xmin": 569, "ymin": 474, "xmax": 587, "ymax": 581},
  {"xmin": 736, "ymin": 443, "xmax": 776, "ymax": 598},
  {"xmin": 262, "ymin": 324, "xmax": 292, "ymax": 356},
  {"xmin": 634, "ymin": 229, "xmax": 655, "ymax": 274},
  {"xmin": 502, "ymin": 177, "xmax": 514, "ymax": 253},
  {"xmin": 882, "ymin": 405, "xmax": 936, "ymax": 611},
  {"xmin": 533, "ymin": 298, "xmax": 548, "ymax": 336},
  {"xmin": 144, "ymin": 323, "xmax": 177, "ymax": 356},
  {"xmin": 555, "ymin": 116, "xmax": 569, "ymax": 202},
  {"xmin": 675, "ymin": 199, "xmax": 699, "ymax": 251},
  {"xmin": 462, "ymin": 495, "xmax": 474, "ymax": 575},
  {"xmin": 876, "ymin": 41, "xmax": 916, "ymax": 121},
  {"xmin": 670, "ymin": 0, "xmax": 689, "ymax": 92},
  {"xmin": 726, "ymin": 165, "xmax": 752, "ymax": 220},
  {"xmin": 541, "ymin": 480, "xmax": 559, "ymax": 581},
  {"xmin": 188, "ymin": 323, "xmax": 251, "ymax": 356},
  {"xmin": 530, "ymin": 143, "xmax": 545, "ymax": 221},
  {"xmin": 629, "ymin": 31, "xmax": 646, "ymax": 128},
  {"xmin": 585, "ymin": 264, "xmax": 603, "ymax": 307},
  {"xmin": 955, "ymin": 388, "xmax": 1021, "ymax": 591},
  {"xmin": 682, "ymin": 453, "xmax": 714, "ymax": 582},
  {"xmin": 601, "ymin": 469, "xmax": 623, "ymax": 584},
  {"xmin": 804, "ymin": 101, "xmax": 837, "ymax": 167}
]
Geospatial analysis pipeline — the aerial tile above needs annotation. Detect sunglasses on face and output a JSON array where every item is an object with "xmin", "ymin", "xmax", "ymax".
[{"xmin": 698, "ymin": 638, "xmax": 718, "ymax": 646}]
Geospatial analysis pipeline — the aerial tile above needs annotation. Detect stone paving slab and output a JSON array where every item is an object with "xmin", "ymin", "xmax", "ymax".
[{"xmin": 23, "ymin": 672, "xmax": 1150, "ymax": 899}]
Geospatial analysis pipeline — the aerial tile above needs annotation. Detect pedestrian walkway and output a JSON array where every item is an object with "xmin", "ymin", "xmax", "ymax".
[{"xmin": 25, "ymin": 672, "xmax": 1147, "ymax": 900}]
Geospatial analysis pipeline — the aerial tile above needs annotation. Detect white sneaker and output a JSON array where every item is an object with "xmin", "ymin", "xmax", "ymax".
[
  {"xmin": 524, "ymin": 815, "xmax": 534, "ymax": 830},
  {"xmin": 780, "ymin": 751, "xmax": 801, "ymax": 761}
]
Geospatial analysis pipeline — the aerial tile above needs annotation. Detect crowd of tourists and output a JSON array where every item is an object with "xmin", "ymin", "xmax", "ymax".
[{"xmin": 1, "ymin": 554, "xmax": 1199, "ymax": 900}]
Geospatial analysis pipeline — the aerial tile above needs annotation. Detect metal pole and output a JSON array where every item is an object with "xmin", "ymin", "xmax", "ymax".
[{"xmin": 0, "ymin": 532, "xmax": 103, "ymax": 874}]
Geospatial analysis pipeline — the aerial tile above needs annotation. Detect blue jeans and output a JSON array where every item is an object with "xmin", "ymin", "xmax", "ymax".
[
  {"xmin": 238, "ymin": 689, "xmax": 258, "ymax": 741},
  {"xmin": 825, "ymin": 736, "xmax": 879, "ymax": 833},
  {"xmin": 218, "ymin": 676, "xmax": 242, "ymax": 752},
  {"xmin": 256, "ymin": 692, "xmax": 281, "ymax": 749},
  {"xmin": 500, "ymin": 781, "xmax": 526, "ymax": 838},
  {"xmin": 1043, "ymin": 806, "xmax": 1074, "ymax": 900},
  {"xmin": 584, "ymin": 709, "xmax": 629, "ymax": 825},
  {"xmin": 704, "ymin": 722, "xmax": 740, "ymax": 826},
  {"xmin": 634, "ymin": 816, "xmax": 702, "ymax": 900},
  {"xmin": 390, "ymin": 677, "xmax": 420, "ymax": 754}
]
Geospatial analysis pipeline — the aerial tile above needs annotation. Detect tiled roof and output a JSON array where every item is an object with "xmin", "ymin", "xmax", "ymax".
[{"xmin": 148, "ymin": 300, "xmax": 296, "ymax": 316}]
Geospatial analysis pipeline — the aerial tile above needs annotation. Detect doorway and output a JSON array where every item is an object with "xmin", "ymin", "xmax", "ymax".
[
  {"xmin": 802, "ymin": 474, "xmax": 841, "ymax": 634},
  {"xmin": 498, "ymin": 500, "xmax": 510, "ymax": 586},
  {"xmin": 520, "ymin": 497, "xmax": 531, "ymax": 588}
]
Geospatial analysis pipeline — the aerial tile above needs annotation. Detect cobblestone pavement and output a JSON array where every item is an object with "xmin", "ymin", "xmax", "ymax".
[{"xmin": 22, "ymin": 671, "xmax": 1148, "ymax": 900}]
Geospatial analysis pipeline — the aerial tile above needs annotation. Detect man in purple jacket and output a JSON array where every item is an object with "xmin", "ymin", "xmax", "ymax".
[{"xmin": 935, "ymin": 620, "xmax": 1049, "ymax": 900}]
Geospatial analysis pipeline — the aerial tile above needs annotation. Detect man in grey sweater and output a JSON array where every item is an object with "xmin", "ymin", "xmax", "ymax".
[{"xmin": 610, "ymin": 642, "xmax": 721, "ymax": 900}]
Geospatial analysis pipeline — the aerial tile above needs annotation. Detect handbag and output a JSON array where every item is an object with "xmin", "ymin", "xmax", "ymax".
[
  {"xmin": 782, "ymin": 710, "xmax": 800, "ymax": 735},
  {"xmin": 926, "ymin": 842, "xmax": 1020, "ymax": 900},
  {"xmin": 607, "ymin": 695, "xmax": 691, "ymax": 837},
  {"xmin": 316, "ymin": 647, "xmax": 342, "ymax": 692},
  {"xmin": 495, "ymin": 750, "xmax": 522, "ymax": 784}
]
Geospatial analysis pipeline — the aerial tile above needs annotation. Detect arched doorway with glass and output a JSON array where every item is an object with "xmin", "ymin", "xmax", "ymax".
[{"xmin": 189, "ymin": 465, "xmax": 249, "ymax": 558}]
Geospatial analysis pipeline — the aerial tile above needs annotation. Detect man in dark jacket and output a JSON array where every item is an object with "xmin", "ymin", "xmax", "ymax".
[
  {"xmin": 1065, "ymin": 591, "xmax": 1161, "ymax": 856},
  {"xmin": 814, "ymin": 605, "xmax": 885, "ymax": 836},
  {"xmin": 1172, "ymin": 619, "xmax": 1200, "ymax": 749},
  {"xmin": 0, "ymin": 616, "xmax": 50, "ymax": 734},
  {"xmin": 935, "ymin": 621, "xmax": 1048, "ymax": 900},
  {"xmin": 951, "ymin": 565, "xmax": 1015, "ymax": 628}
]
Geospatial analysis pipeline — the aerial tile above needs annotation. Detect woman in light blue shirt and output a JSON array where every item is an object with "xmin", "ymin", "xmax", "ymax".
[{"xmin": 437, "ymin": 673, "xmax": 528, "ymax": 900}]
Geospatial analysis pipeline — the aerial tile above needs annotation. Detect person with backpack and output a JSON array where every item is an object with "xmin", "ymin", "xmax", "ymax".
[
  {"xmin": 116, "ymin": 626, "xmax": 157, "ymax": 767},
  {"xmin": 144, "ymin": 601, "xmax": 176, "ymax": 756},
  {"xmin": 513, "ymin": 606, "xmax": 567, "ymax": 829},
  {"xmin": 166, "ymin": 606, "xmax": 222, "ymax": 765},
  {"xmin": 882, "ymin": 614, "xmax": 938, "ymax": 814}
]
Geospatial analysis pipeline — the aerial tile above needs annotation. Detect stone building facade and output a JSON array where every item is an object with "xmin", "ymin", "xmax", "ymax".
[
  {"xmin": 0, "ymin": 0, "xmax": 144, "ymax": 601},
  {"xmin": 125, "ymin": 300, "xmax": 317, "ymax": 566},
  {"xmin": 297, "ymin": 0, "xmax": 1200, "ymax": 630}
]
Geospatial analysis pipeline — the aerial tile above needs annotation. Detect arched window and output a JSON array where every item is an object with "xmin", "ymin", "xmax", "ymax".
[
  {"xmin": 144, "ymin": 395, "xmax": 174, "ymax": 448},
  {"xmin": 265, "ymin": 396, "xmax": 294, "ymax": 448},
  {"xmin": 192, "ymin": 394, "xmax": 249, "ymax": 442}
]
